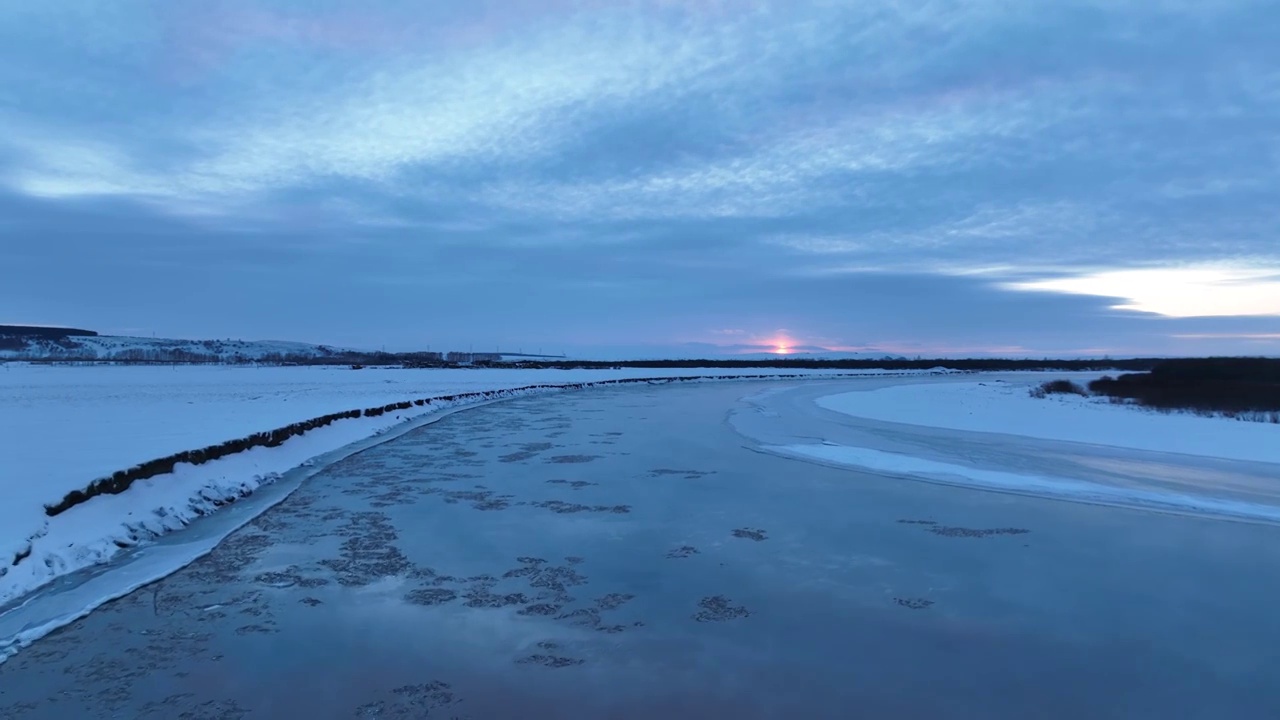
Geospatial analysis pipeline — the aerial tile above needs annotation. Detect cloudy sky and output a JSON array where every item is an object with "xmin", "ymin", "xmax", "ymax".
[{"xmin": 2, "ymin": 0, "xmax": 1278, "ymax": 357}]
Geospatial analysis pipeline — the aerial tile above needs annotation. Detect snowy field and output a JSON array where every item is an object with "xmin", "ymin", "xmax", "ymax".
[
  {"xmin": 0, "ymin": 364, "xmax": 892, "ymax": 611},
  {"xmin": 815, "ymin": 377, "xmax": 1280, "ymax": 464}
]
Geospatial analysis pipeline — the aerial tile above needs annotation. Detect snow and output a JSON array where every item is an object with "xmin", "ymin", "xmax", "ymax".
[
  {"xmin": 0, "ymin": 364, "xmax": 906, "ymax": 614},
  {"xmin": 0, "ymin": 400, "xmax": 500, "ymax": 664},
  {"xmin": 771, "ymin": 443, "xmax": 1280, "ymax": 524},
  {"xmin": 816, "ymin": 378, "xmax": 1280, "ymax": 465}
]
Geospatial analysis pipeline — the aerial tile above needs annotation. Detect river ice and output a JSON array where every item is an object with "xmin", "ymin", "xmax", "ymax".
[{"xmin": 2, "ymin": 379, "xmax": 1278, "ymax": 718}]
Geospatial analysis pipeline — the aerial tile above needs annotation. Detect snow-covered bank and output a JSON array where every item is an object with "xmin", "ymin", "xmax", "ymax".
[
  {"xmin": 3, "ymin": 364, "xmax": 872, "ymax": 501},
  {"xmin": 1, "ymin": 387, "xmax": 524, "ymax": 610},
  {"xmin": 0, "ymin": 365, "xmax": 911, "ymax": 614},
  {"xmin": 816, "ymin": 379, "xmax": 1280, "ymax": 465},
  {"xmin": 0, "ymin": 392, "xmax": 547, "ymax": 664}
]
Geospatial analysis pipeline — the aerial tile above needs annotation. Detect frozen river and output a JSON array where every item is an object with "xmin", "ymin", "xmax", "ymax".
[{"xmin": 2, "ymin": 378, "xmax": 1279, "ymax": 718}]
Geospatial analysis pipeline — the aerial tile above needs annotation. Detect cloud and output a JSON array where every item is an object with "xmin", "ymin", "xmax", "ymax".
[
  {"xmin": 768, "ymin": 201, "xmax": 1104, "ymax": 266},
  {"xmin": 1004, "ymin": 265, "xmax": 1280, "ymax": 318},
  {"xmin": 4, "ymin": 2, "xmax": 1277, "ymax": 234},
  {"xmin": 182, "ymin": 12, "xmax": 760, "ymax": 189},
  {"xmin": 1172, "ymin": 333, "xmax": 1280, "ymax": 340},
  {"xmin": 4, "ymin": 0, "xmax": 1240, "ymax": 217},
  {"xmin": 2, "ymin": 0, "xmax": 1280, "ymax": 354},
  {"xmin": 2, "ymin": 2, "xmax": 786, "ymax": 206}
]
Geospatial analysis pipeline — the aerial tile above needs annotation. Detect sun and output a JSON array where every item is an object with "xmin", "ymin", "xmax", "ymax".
[{"xmin": 775, "ymin": 343, "xmax": 791, "ymax": 355}]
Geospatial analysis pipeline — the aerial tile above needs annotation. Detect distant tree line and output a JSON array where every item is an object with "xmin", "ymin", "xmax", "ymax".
[
  {"xmin": 6, "ymin": 355, "xmax": 1185, "ymax": 371},
  {"xmin": 0, "ymin": 324, "xmax": 98, "ymax": 339},
  {"xmin": 10, "ymin": 341, "xmax": 1266, "ymax": 378},
  {"xmin": 11, "ymin": 346, "xmax": 453, "ymax": 366},
  {"xmin": 0, "ymin": 336, "xmax": 26, "ymax": 351},
  {"xmin": 1, "ymin": 336, "xmax": 85, "ymax": 354},
  {"xmin": 501, "ymin": 358, "xmax": 1164, "ymax": 371},
  {"xmin": 1088, "ymin": 358, "xmax": 1280, "ymax": 415}
]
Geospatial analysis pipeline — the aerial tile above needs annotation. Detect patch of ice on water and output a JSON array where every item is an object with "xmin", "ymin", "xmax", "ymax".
[{"xmin": 773, "ymin": 443, "xmax": 1280, "ymax": 524}]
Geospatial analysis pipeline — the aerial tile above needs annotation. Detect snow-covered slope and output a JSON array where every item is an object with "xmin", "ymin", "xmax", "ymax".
[{"xmin": 0, "ymin": 334, "xmax": 352, "ymax": 362}]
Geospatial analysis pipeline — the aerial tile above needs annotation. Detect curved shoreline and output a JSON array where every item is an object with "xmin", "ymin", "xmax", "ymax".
[
  {"xmin": 5, "ymin": 377, "xmax": 1280, "ymax": 717},
  {"xmin": 730, "ymin": 376, "xmax": 1280, "ymax": 527},
  {"xmin": 0, "ymin": 397, "xmax": 504, "ymax": 663},
  {"xmin": 0, "ymin": 372, "xmax": 896, "ymax": 663}
]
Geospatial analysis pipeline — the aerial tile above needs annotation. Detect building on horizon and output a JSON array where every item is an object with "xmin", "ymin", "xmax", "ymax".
[{"xmin": 445, "ymin": 351, "xmax": 504, "ymax": 364}]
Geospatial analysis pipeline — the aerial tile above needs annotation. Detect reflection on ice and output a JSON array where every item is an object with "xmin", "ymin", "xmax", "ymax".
[
  {"xmin": 771, "ymin": 443, "xmax": 1280, "ymax": 524},
  {"xmin": 3, "ymin": 379, "xmax": 1280, "ymax": 718}
]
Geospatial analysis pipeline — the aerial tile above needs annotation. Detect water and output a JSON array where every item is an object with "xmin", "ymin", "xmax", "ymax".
[{"xmin": 2, "ymin": 380, "xmax": 1278, "ymax": 718}]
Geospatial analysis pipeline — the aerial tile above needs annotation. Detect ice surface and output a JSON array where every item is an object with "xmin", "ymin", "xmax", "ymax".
[
  {"xmin": 0, "ymin": 405, "xmax": 473, "ymax": 664},
  {"xmin": 0, "ymin": 385, "xmax": 545, "ymax": 611},
  {"xmin": 772, "ymin": 443, "xmax": 1280, "ymax": 523},
  {"xmin": 3, "ymin": 364, "xmax": 889, "ymax": 509},
  {"xmin": 3, "ymin": 381, "xmax": 1279, "ymax": 717},
  {"xmin": 817, "ymin": 378, "xmax": 1280, "ymax": 464},
  {"xmin": 0, "ymin": 366, "xmax": 914, "ymax": 635}
]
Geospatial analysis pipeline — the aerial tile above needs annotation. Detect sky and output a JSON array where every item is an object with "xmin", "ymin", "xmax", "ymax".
[{"xmin": 2, "ymin": 0, "xmax": 1279, "ymax": 358}]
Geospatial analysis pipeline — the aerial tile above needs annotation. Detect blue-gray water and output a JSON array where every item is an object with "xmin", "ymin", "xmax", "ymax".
[{"xmin": 2, "ymin": 380, "xmax": 1279, "ymax": 718}]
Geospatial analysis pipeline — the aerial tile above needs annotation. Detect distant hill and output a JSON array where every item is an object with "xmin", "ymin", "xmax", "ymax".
[
  {"xmin": 0, "ymin": 324, "xmax": 98, "ymax": 339},
  {"xmin": 0, "ymin": 331, "xmax": 356, "ymax": 363},
  {"xmin": 725, "ymin": 351, "xmax": 907, "ymax": 361},
  {"xmin": 568, "ymin": 344, "xmax": 905, "ymax": 362}
]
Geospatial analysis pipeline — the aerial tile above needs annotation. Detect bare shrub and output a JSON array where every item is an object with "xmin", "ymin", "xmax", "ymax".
[{"xmin": 1032, "ymin": 379, "xmax": 1088, "ymax": 398}]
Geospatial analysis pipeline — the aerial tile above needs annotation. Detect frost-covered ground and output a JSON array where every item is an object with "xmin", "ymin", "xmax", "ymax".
[
  {"xmin": 0, "ymin": 364, "xmax": 897, "ymax": 612},
  {"xmin": 814, "ymin": 376, "xmax": 1280, "ymax": 464}
]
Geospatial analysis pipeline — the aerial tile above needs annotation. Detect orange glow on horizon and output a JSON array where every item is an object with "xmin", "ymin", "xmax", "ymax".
[{"xmin": 768, "ymin": 333, "xmax": 797, "ymax": 354}]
